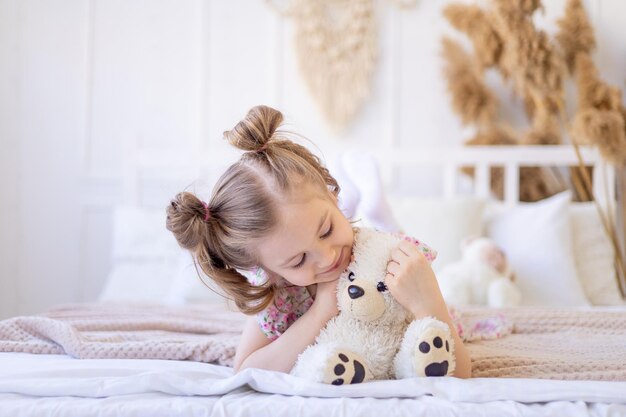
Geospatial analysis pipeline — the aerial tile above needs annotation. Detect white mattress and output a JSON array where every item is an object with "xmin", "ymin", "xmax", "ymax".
[{"xmin": 1, "ymin": 353, "xmax": 625, "ymax": 417}]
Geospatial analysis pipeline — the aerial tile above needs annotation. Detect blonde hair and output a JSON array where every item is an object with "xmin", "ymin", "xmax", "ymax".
[{"xmin": 166, "ymin": 105, "xmax": 340, "ymax": 314}]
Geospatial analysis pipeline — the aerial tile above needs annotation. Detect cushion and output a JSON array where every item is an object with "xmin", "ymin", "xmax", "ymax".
[
  {"xmin": 98, "ymin": 260, "xmax": 178, "ymax": 303},
  {"xmin": 101, "ymin": 206, "xmax": 182, "ymax": 302},
  {"xmin": 485, "ymin": 191, "xmax": 590, "ymax": 307},
  {"xmin": 387, "ymin": 196, "xmax": 486, "ymax": 271},
  {"xmin": 570, "ymin": 202, "xmax": 625, "ymax": 305},
  {"xmin": 166, "ymin": 252, "xmax": 230, "ymax": 307},
  {"xmin": 103, "ymin": 206, "xmax": 241, "ymax": 308},
  {"xmin": 111, "ymin": 206, "xmax": 181, "ymax": 262}
]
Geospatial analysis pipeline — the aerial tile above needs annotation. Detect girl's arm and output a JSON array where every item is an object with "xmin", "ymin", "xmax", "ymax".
[
  {"xmin": 386, "ymin": 240, "xmax": 472, "ymax": 378},
  {"xmin": 233, "ymin": 280, "xmax": 339, "ymax": 373}
]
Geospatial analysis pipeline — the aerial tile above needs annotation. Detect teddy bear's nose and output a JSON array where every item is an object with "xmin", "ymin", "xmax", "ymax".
[{"xmin": 348, "ymin": 285, "xmax": 365, "ymax": 299}]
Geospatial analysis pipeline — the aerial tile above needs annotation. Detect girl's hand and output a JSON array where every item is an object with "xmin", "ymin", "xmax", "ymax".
[
  {"xmin": 386, "ymin": 240, "xmax": 473, "ymax": 378},
  {"xmin": 385, "ymin": 240, "xmax": 447, "ymax": 318},
  {"xmin": 312, "ymin": 279, "xmax": 340, "ymax": 320}
]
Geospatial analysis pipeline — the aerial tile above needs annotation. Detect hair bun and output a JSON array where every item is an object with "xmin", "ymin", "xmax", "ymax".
[
  {"xmin": 166, "ymin": 191, "xmax": 207, "ymax": 251},
  {"xmin": 224, "ymin": 105, "xmax": 284, "ymax": 151}
]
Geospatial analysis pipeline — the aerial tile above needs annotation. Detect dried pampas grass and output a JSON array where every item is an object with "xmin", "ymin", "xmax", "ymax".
[
  {"xmin": 574, "ymin": 54, "xmax": 623, "ymax": 111},
  {"xmin": 571, "ymin": 108, "xmax": 626, "ymax": 165},
  {"xmin": 523, "ymin": 98, "xmax": 562, "ymax": 145},
  {"xmin": 499, "ymin": 20, "xmax": 565, "ymax": 101},
  {"xmin": 492, "ymin": 0, "xmax": 543, "ymax": 16},
  {"xmin": 441, "ymin": 38, "xmax": 497, "ymax": 126},
  {"xmin": 443, "ymin": 4, "xmax": 503, "ymax": 68},
  {"xmin": 556, "ymin": 0, "xmax": 596, "ymax": 74}
]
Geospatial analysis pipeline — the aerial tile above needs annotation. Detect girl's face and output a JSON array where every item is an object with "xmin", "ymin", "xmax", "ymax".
[{"xmin": 256, "ymin": 185, "xmax": 354, "ymax": 287}]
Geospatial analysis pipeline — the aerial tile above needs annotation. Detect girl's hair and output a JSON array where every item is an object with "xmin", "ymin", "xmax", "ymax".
[{"xmin": 166, "ymin": 105, "xmax": 340, "ymax": 314}]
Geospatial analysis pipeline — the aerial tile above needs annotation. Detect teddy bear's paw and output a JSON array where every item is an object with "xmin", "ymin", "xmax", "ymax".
[
  {"xmin": 323, "ymin": 350, "xmax": 373, "ymax": 385},
  {"xmin": 414, "ymin": 326, "xmax": 455, "ymax": 377}
]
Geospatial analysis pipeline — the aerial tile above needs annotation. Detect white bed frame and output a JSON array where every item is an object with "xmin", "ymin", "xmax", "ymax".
[{"xmin": 125, "ymin": 143, "xmax": 626, "ymax": 294}]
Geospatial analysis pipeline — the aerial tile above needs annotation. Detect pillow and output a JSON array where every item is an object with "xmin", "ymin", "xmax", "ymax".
[
  {"xmin": 112, "ymin": 206, "xmax": 181, "ymax": 262},
  {"xmin": 104, "ymin": 206, "xmax": 238, "ymax": 309},
  {"xmin": 166, "ymin": 251, "xmax": 231, "ymax": 307},
  {"xmin": 100, "ymin": 206, "xmax": 182, "ymax": 302},
  {"xmin": 570, "ymin": 202, "xmax": 625, "ymax": 305},
  {"xmin": 99, "ymin": 260, "xmax": 178, "ymax": 303},
  {"xmin": 485, "ymin": 191, "xmax": 590, "ymax": 307},
  {"xmin": 386, "ymin": 197, "xmax": 486, "ymax": 271}
]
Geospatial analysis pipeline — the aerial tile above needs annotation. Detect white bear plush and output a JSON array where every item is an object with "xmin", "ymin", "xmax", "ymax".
[
  {"xmin": 437, "ymin": 236, "xmax": 522, "ymax": 308},
  {"xmin": 291, "ymin": 228, "xmax": 455, "ymax": 384}
]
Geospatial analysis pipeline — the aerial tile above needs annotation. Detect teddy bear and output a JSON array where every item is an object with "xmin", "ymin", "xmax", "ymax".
[
  {"xmin": 436, "ymin": 236, "xmax": 522, "ymax": 308},
  {"xmin": 290, "ymin": 227, "xmax": 456, "ymax": 384}
]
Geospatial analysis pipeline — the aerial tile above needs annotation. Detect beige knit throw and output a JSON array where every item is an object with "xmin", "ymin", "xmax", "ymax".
[
  {"xmin": 0, "ymin": 303, "xmax": 245, "ymax": 366},
  {"xmin": 1, "ymin": 303, "xmax": 625, "ymax": 380},
  {"xmin": 464, "ymin": 307, "xmax": 626, "ymax": 380}
]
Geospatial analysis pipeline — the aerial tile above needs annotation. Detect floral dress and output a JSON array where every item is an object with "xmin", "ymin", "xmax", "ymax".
[
  {"xmin": 245, "ymin": 266, "xmax": 315, "ymax": 341},
  {"xmin": 245, "ymin": 231, "xmax": 512, "ymax": 342}
]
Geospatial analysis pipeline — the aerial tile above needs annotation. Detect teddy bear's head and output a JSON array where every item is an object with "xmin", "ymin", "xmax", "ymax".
[{"xmin": 335, "ymin": 228, "xmax": 412, "ymax": 325}]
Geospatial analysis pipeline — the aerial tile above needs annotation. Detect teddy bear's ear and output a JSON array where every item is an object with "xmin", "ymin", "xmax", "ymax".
[{"xmin": 460, "ymin": 235, "xmax": 479, "ymax": 251}]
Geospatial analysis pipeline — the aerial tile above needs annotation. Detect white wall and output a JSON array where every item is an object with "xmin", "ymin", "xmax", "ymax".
[{"xmin": 0, "ymin": 0, "xmax": 624, "ymax": 318}]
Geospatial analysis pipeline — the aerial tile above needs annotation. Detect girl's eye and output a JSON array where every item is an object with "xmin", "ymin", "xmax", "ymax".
[
  {"xmin": 291, "ymin": 222, "xmax": 333, "ymax": 269},
  {"xmin": 320, "ymin": 223, "xmax": 334, "ymax": 239},
  {"xmin": 292, "ymin": 254, "xmax": 306, "ymax": 269},
  {"xmin": 377, "ymin": 282, "xmax": 388, "ymax": 292},
  {"xmin": 348, "ymin": 271, "xmax": 355, "ymax": 281}
]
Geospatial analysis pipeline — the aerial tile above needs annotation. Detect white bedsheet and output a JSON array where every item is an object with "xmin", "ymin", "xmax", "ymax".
[
  {"xmin": 2, "ymin": 392, "xmax": 624, "ymax": 417},
  {"xmin": 1, "ymin": 353, "xmax": 626, "ymax": 417}
]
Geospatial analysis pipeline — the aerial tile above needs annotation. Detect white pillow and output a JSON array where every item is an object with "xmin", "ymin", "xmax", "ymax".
[
  {"xmin": 100, "ymin": 206, "xmax": 182, "ymax": 302},
  {"xmin": 166, "ymin": 251, "xmax": 231, "ymax": 307},
  {"xmin": 112, "ymin": 206, "xmax": 181, "ymax": 262},
  {"xmin": 387, "ymin": 197, "xmax": 486, "ymax": 271},
  {"xmin": 571, "ymin": 202, "xmax": 624, "ymax": 305},
  {"xmin": 485, "ymin": 191, "xmax": 589, "ymax": 307},
  {"xmin": 99, "ymin": 260, "xmax": 178, "ymax": 303}
]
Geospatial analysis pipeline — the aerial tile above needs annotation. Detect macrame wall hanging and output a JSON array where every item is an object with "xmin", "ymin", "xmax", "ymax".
[{"xmin": 266, "ymin": 0, "xmax": 417, "ymax": 133}]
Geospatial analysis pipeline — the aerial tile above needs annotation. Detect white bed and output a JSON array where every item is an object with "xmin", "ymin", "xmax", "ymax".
[
  {"xmin": 1, "ymin": 352, "xmax": 626, "ymax": 417},
  {"xmin": 1, "ymin": 144, "xmax": 625, "ymax": 417}
]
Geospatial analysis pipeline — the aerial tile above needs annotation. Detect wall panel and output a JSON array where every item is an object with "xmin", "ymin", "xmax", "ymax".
[
  {"xmin": 15, "ymin": 0, "xmax": 89, "ymax": 315},
  {"xmin": 88, "ymin": 0, "xmax": 203, "ymax": 179},
  {"xmin": 0, "ymin": 0, "xmax": 19, "ymax": 319}
]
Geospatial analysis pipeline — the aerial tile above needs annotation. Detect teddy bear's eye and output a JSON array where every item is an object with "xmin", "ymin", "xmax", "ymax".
[
  {"xmin": 348, "ymin": 271, "xmax": 355, "ymax": 282},
  {"xmin": 377, "ymin": 282, "xmax": 388, "ymax": 292}
]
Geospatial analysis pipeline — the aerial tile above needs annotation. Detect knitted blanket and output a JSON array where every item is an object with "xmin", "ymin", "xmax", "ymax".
[
  {"xmin": 0, "ymin": 304, "xmax": 625, "ymax": 380},
  {"xmin": 0, "ymin": 303, "xmax": 245, "ymax": 366},
  {"xmin": 464, "ymin": 307, "xmax": 626, "ymax": 381}
]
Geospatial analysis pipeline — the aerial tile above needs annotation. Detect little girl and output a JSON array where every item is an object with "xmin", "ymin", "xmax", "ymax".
[{"xmin": 166, "ymin": 105, "xmax": 471, "ymax": 378}]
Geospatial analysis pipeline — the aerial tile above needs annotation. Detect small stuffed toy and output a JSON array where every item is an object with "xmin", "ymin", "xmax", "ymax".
[
  {"xmin": 291, "ymin": 228, "xmax": 455, "ymax": 384},
  {"xmin": 437, "ymin": 236, "xmax": 522, "ymax": 308}
]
